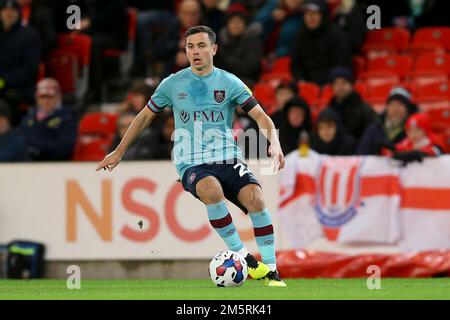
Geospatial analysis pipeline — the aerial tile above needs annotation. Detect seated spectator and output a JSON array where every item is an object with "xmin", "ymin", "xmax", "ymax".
[
  {"xmin": 357, "ymin": 87, "xmax": 418, "ymax": 155},
  {"xmin": 333, "ymin": 0, "xmax": 366, "ymax": 53},
  {"xmin": 276, "ymin": 97, "xmax": 312, "ymax": 155},
  {"xmin": 327, "ymin": 67, "xmax": 375, "ymax": 141},
  {"xmin": 0, "ymin": 0, "xmax": 41, "ymax": 125},
  {"xmin": 215, "ymin": 6, "xmax": 262, "ymax": 86},
  {"xmin": 17, "ymin": 0, "xmax": 56, "ymax": 54},
  {"xmin": 116, "ymin": 80, "xmax": 157, "ymax": 115},
  {"xmin": 153, "ymin": 0, "xmax": 202, "ymax": 77},
  {"xmin": 252, "ymin": 0, "xmax": 303, "ymax": 57},
  {"xmin": 20, "ymin": 78, "xmax": 77, "ymax": 161},
  {"xmin": 270, "ymin": 80, "xmax": 298, "ymax": 121},
  {"xmin": 291, "ymin": 0, "xmax": 352, "ymax": 85},
  {"xmin": 201, "ymin": 0, "xmax": 226, "ymax": 35},
  {"xmin": 0, "ymin": 99, "xmax": 29, "ymax": 161},
  {"xmin": 310, "ymin": 108, "xmax": 356, "ymax": 156},
  {"xmin": 394, "ymin": 113, "xmax": 444, "ymax": 156},
  {"xmin": 82, "ymin": 0, "xmax": 128, "ymax": 103},
  {"xmin": 110, "ymin": 111, "xmax": 174, "ymax": 160},
  {"xmin": 130, "ymin": 0, "xmax": 176, "ymax": 76}
]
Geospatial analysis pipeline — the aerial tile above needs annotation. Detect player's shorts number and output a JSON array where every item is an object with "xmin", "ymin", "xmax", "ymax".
[{"xmin": 233, "ymin": 163, "xmax": 250, "ymax": 178}]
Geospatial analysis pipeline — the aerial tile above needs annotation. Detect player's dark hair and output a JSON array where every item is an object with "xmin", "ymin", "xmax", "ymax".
[{"xmin": 185, "ymin": 25, "xmax": 216, "ymax": 44}]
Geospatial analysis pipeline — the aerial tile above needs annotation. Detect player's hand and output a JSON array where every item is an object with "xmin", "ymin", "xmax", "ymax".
[
  {"xmin": 95, "ymin": 150, "xmax": 123, "ymax": 172},
  {"xmin": 268, "ymin": 142, "xmax": 285, "ymax": 173}
]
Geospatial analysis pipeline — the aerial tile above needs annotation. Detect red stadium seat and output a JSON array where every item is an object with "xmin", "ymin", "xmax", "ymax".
[
  {"xmin": 73, "ymin": 112, "xmax": 118, "ymax": 161},
  {"xmin": 427, "ymin": 107, "xmax": 450, "ymax": 133},
  {"xmin": 73, "ymin": 136, "xmax": 114, "ymax": 161},
  {"xmin": 57, "ymin": 33, "xmax": 92, "ymax": 99},
  {"xmin": 37, "ymin": 63, "xmax": 46, "ymax": 82},
  {"xmin": 252, "ymin": 82, "xmax": 276, "ymax": 112},
  {"xmin": 45, "ymin": 49, "xmax": 78, "ymax": 95},
  {"xmin": 407, "ymin": 53, "xmax": 450, "ymax": 86},
  {"xmin": 78, "ymin": 112, "xmax": 118, "ymax": 137},
  {"xmin": 297, "ymin": 81, "xmax": 320, "ymax": 107},
  {"xmin": 361, "ymin": 28, "xmax": 411, "ymax": 58},
  {"xmin": 416, "ymin": 81, "xmax": 450, "ymax": 101},
  {"xmin": 260, "ymin": 56, "xmax": 292, "ymax": 84},
  {"xmin": 360, "ymin": 55, "xmax": 413, "ymax": 81},
  {"xmin": 409, "ymin": 27, "xmax": 450, "ymax": 56}
]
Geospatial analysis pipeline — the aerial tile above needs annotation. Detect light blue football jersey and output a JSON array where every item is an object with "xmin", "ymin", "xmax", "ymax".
[{"xmin": 147, "ymin": 67, "xmax": 257, "ymax": 179}]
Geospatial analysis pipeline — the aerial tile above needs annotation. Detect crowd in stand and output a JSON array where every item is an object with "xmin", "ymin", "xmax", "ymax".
[{"xmin": 0, "ymin": 0, "xmax": 449, "ymax": 164}]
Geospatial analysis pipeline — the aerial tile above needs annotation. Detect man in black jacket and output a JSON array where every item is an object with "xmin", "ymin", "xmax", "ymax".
[
  {"xmin": 290, "ymin": 0, "xmax": 352, "ymax": 85},
  {"xmin": 327, "ymin": 67, "xmax": 375, "ymax": 142},
  {"xmin": 0, "ymin": 99, "xmax": 29, "ymax": 161},
  {"xmin": 0, "ymin": 0, "xmax": 41, "ymax": 124}
]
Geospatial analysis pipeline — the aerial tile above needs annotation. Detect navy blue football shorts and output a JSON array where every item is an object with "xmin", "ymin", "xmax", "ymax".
[{"xmin": 180, "ymin": 159, "xmax": 261, "ymax": 214}]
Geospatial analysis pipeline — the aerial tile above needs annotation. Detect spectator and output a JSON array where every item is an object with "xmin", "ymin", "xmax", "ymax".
[
  {"xmin": 327, "ymin": 67, "xmax": 375, "ymax": 141},
  {"xmin": 82, "ymin": 0, "xmax": 128, "ymax": 103},
  {"xmin": 276, "ymin": 96, "xmax": 312, "ymax": 155},
  {"xmin": 395, "ymin": 113, "xmax": 444, "ymax": 156},
  {"xmin": 0, "ymin": 99, "xmax": 29, "ymax": 161},
  {"xmin": 0, "ymin": 0, "xmax": 41, "ymax": 125},
  {"xmin": 17, "ymin": 0, "xmax": 56, "ymax": 53},
  {"xmin": 291, "ymin": 0, "xmax": 352, "ymax": 85},
  {"xmin": 310, "ymin": 108, "xmax": 356, "ymax": 156},
  {"xmin": 130, "ymin": 0, "xmax": 176, "ymax": 76},
  {"xmin": 20, "ymin": 78, "xmax": 77, "ymax": 161},
  {"xmin": 116, "ymin": 80, "xmax": 156, "ymax": 114},
  {"xmin": 201, "ymin": 0, "xmax": 226, "ymax": 35},
  {"xmin": 270, "ymin": 80, "xmax": 298, "ymax": 121},
  {"xmin": 252, "ymin": 0, "xmax": 303, "ymax": 57},
  {"xmin": 110, "ymin": 111, "xmax": 174, "ymax": 160},
  {"xmin": 215, "ymin": 6, "xmax": 262, "ymax": 86},
  {"xmin": 333, "ymin": 0, "xmax": 366, "ymax": 53},
  {"xmin": 153, "ymin": 0, "xmax": 202, "ymax": 77},
  {"xmin": 357, "ymin": 87, "xmax": 418, "ymax": 155}
]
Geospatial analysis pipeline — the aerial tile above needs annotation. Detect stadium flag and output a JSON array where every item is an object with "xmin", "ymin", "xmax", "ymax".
[
  {"xmin": 279, "ymin": 152, "xmax": 450, "ymax": 251},
  {"xmin": 399, "ymin": 157, "xmax": 450, "ymax": 251}
]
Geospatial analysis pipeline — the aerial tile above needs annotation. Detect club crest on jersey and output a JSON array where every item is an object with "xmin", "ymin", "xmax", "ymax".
[
  {"xmin": 180, "ymin": 110, "xmax": 190, "ymax": 123},
  {"xmin": 188, "ymin": 172, "xmax": 196, "ymax": 184},
  {"xmin": 313, "ymin": 157, "xmax": 364, "ymax": 228},
  {"xmin": 214, "ymin": 90, "xmax": 225, "ymax": 103}
]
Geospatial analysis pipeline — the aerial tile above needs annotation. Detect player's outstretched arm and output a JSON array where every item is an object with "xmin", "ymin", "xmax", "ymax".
[
  {"xmin": 247, "ymin": 104, "xmax": 285, "ymax": 172},
  {"xmin": 95, "ymin": 107, "xmax": 157, "ymax": 172}
]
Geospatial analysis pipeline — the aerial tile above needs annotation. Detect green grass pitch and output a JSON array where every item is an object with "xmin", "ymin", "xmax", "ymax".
[{"xmin": 0, "ymin": 278, "xmax": 449, "ymax": 300}]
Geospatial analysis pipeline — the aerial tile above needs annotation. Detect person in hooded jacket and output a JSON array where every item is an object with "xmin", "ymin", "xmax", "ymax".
[
  {"xmin": 290, "ymin": 0, "xmax": 352, "ymax": 85},
  {"xmin": 310, "ymin": 108, "xmax": 356, "ymax": 155},
  {"xmin": 215, "ymin": 6, "xmax": 262, "ymax": 86},
  {"xmin": 357, "ymin": 87, "xmax": 418, "ymax": 155},
  {"xmin": 275, "ymin": 96, "xmax": 312, "ymax": 155},
  {"xmin": 327, "ymin": 67, "xmax": 375, "ymax": 141}
]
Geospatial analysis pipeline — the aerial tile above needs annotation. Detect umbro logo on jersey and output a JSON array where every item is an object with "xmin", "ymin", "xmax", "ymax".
[
  {"xmin": 180, "ymin": 110, "xmax": 190, "ymax": 123},
  {"xmin": 214, "ymin": 90, "xmax": 225, "ymax": 103},
  {"xmin": 178, "ymin": 92, "xmax": 188, "ymax": 99}
]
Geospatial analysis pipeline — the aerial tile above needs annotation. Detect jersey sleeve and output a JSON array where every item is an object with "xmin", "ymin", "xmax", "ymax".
[
  {"xmin": 229, "ymin": 76, "xmax": 258, "ymax": 113},
  {"xmin": 146, "ymin": 76, "xmax": 173, "ymax": 113}
]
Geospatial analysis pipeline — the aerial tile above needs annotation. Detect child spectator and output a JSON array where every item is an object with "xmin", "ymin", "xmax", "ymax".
[
  {"xmin": 310, "ymin": 108, "xmax": 356, "ymax": 155},
  {"xmin": 276, "ymin": 96, "xmax": 312, "ymax": 155},
  {"xmin": 394, "ymin": 113, "xmax": 444, "ymax": 157},
  {"xmin": 116, "ymin": 80, "xmax": 156, "ymax": 115}
]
